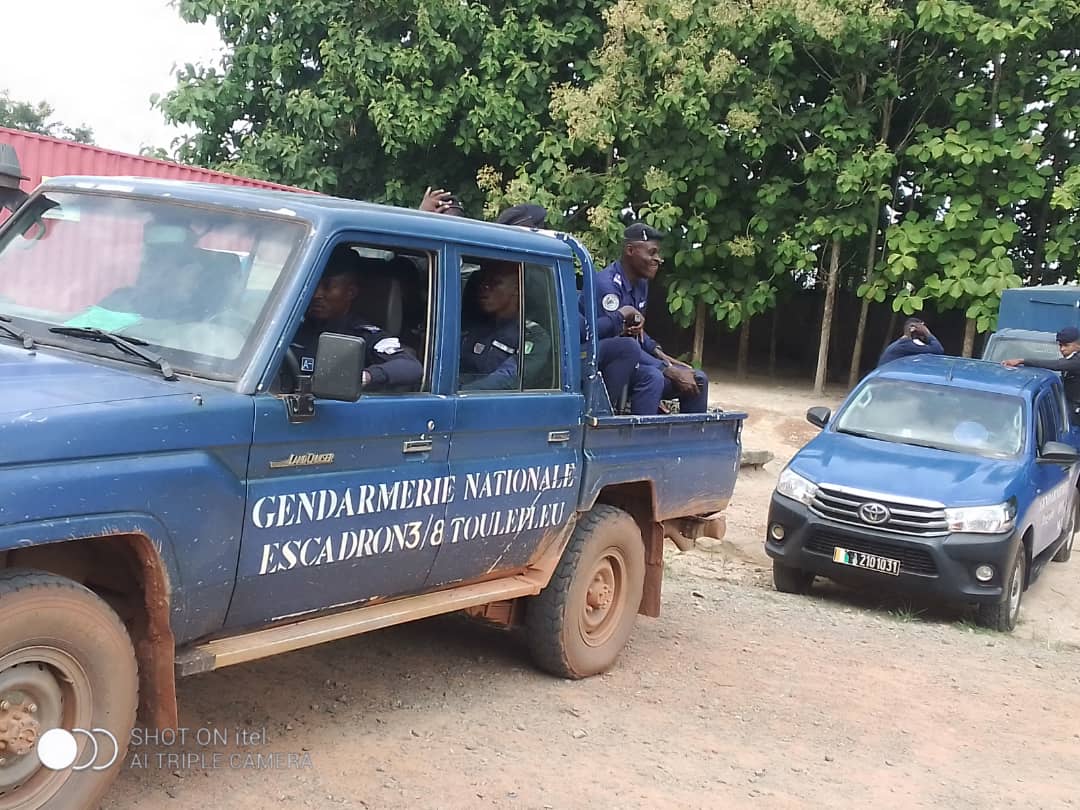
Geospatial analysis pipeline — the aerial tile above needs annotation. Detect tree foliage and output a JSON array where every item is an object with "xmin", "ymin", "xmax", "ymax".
[{"xmin": 0, "ymin": 90, "xmax": 94, "ymax": 144}]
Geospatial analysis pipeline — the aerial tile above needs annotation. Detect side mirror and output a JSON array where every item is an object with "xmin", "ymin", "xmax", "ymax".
[
  {"xmin": 311, "ymin": 333, "xmax": 366, "ymax": 402},
  {"xmin": 1038, "ymin": 441, "xmax": 1079, "ymax": 464},
  {"xmin": 806, "ymin": 406, "xmax": 831, "ymax": 429}
]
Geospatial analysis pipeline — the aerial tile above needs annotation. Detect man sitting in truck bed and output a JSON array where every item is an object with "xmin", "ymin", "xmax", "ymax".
[{"xmin": 292, "ymin": 245, "xmax": 423, "ymax": 392}]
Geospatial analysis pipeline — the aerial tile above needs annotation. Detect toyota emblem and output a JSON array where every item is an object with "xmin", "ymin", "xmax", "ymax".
[{"xmin": 858, "ymin": 502, "xmax": 891, "ymax": 525}]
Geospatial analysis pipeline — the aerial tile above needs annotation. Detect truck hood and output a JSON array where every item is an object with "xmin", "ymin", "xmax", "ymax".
[
  {"xmin": 790, "ymin": 431, "xmax": 1022, "ymax": 508},
  {"xmin": 0, "ymin": 345, "xmax": 253, "ymax": 465}
]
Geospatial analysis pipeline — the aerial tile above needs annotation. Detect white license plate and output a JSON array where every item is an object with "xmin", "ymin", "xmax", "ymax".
[{"xmin": 832, "ymin": 546, "xmax": 901, "ymax": 576}]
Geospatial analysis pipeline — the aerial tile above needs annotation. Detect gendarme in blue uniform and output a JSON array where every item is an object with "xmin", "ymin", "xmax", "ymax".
[{"xmin": 294, "ymin": 315, "xmax": 422, "ymax": 391}]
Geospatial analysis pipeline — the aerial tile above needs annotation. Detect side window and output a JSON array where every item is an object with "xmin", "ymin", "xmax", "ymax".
[
  {"xmin": 457, "ymin": 257, "xmax": 560, "ymax": 393},
  {"xmin": 282, "ymin": 241, "xmax": 432, "ymax": 394},
  {"xmin": 1036, "ymin": 393, "xmax": 1059, "ymax": 449}
]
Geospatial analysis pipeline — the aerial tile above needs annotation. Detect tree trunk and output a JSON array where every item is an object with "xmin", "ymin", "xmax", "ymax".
[
  {"xmin": 814, "ymin": 237, "xmax": 842, "ymax": 394},
  {"xmin": 769, "ymin": 308, "xmax": 778, "ymax": 377},
  {"xmin": 691, "ymin": 300, "xmax": 706, "ymax": 367},
  {"xmin": 849, "ymin": 297, "xmax": 871, "ymax": 387},
  {"xmin": 736, "ymin": 318, "xmax": 750, "ymax": 379},
  {"xmin": 882, "ymin": 310, "xmax": 898, "ymax": 355},
  {"xmin": 962, "ymin": 318, "xmax": 976, "ymax": 358}
]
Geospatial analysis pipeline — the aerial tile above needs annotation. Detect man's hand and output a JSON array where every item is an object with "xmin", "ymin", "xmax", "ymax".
[
  {"xmin": 663, "ymin": 364, "xmax": 699, "ymax": 395},
  {"xmin": 618, "ymin": 306, "xmax": 644, "ymax": 337},
  {"xmin": 656, "ymin": 349, "xmax": 692, "ymax": 369},
  {"xmin": 419, "ymin": 187, "xmax": 455, "ymax": 214},
  {"xmin": 1001, "ymin": 359, "xmax": 1024, "ymax": 368},
  {"xmin": 910, "ymin": 323, "xmax": 931, "ymax": 340}
]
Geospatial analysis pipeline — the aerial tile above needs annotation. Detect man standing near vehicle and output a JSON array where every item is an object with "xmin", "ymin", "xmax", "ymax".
[
  {"xmin": 1002, "ymin": 327, "xmax": 1080, "ymax": 425},
  {"xmin": 591, "ymin": 223, "xmax": 707, "ymax": 414},
  {"xmin": 0, "ymin": 144, "xmax": 29, "ymax": 215},
  {"xmin": 877, "ymin": 317, "xmax": 945, "ymax": 367}
]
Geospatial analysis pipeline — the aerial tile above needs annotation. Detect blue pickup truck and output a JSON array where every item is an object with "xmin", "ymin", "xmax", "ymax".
[
  {"xmin": 0, "ymin": 177, "xmax": 744, "ymax": 808},
  {"xmin": 765, "ymin": 355, "xmax": 1078, "ymax": 631}
]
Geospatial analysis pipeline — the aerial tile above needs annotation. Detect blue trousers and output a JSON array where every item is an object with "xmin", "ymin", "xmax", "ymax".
[
  {"xmin": 597, "ymin": 337, "xmax": 642, "ymax": 411},
  {"xmin": 630, "ymin": 364, "xmax": 709, "ymax": 415}
]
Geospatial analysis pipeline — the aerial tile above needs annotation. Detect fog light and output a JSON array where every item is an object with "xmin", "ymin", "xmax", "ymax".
[
  {"xmin": 770, "ymin": 524, "xmax": 786, "ymax": 541},
  {"xmin": 975, "ymin": 564, "xmax": 995, "ymax": 583}
]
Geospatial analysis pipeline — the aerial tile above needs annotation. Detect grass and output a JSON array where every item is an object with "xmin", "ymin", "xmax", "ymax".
[{"xmin": 888, "ymin": 603, "xmax": 927, "ymax": 623}]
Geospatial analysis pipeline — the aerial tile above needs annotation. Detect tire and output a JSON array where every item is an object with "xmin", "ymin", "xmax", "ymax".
[
  {"xmin": 526, "ymin": 505, "xmax": 646, "ymax": 679},
  {"xmin": 772, "ymin": 560, "xmax": 815, "ymax": 595},
  {"xmin": 1053, "ymin": 495, "xmax": 1077, "ymax": 563},
  {"xmin": 976, "ymin": 547, "xmax": 1025, "ymax": 632},
  {"xmin": 0, "ymin": 569, "xmax": 138, "ymax": 810}
]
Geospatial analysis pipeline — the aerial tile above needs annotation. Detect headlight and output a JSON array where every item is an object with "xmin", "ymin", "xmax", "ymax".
[
  {"xmin": 945, "ymin": 502, "xmax": 1016, "ymax": 534},
  {"xmin": 776, "ymin": 468, "xmax": 818, "ymax": 506}
]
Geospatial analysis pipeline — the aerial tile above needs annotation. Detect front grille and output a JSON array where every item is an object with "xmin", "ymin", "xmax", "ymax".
[
  {"xmin": 805, "ymin": 530, "xmax": 938, "ymax": 576},
  {"xmin": 810, "ymin": 485, "xmax": 948, "ymax": 537}
]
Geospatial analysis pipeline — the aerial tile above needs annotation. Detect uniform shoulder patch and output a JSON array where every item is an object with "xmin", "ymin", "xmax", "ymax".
[
  {"xmin": 601, "ymin": 293, "xmax": 620, "ymax": 312},
  {"xmin": 374, "ymin": 337, "xmax": 401, "ymax": 355}
]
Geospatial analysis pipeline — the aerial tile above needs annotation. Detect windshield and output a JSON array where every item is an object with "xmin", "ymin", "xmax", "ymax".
[
  {"xmin": 834, "ymin": 378, "xmax": 1025, "ymax": 459},
  {"xmin": 0, "ymin": 191, "xmax": 307, "ymax": 380},
  {"xmin": 982, "ymin": 335, "xmax": 1062, "ymax": 363}
]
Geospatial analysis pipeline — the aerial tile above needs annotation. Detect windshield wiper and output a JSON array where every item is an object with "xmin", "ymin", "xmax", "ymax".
[
  {"xmin": 47, "ymin": 326, "xmax": 176, "ymax": 380},
  {"xmin": 0, "ymin": 315, "xmax": 35, "ymax": 350}
]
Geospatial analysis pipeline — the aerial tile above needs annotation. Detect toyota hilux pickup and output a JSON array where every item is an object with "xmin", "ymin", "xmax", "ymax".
[
  {"xmin": 0, "ymin": 177, "xmax": 745, "ymax": 808},
  {"xmin": 765, "ymin": 354, "xmax": 1078, "ymax": 631}
]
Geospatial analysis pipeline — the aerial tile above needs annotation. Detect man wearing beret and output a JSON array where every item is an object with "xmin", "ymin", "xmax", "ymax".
[
  {"xmin": 588, "ymin": 222, "xmax": 708, "ymax": 414},
  {"xmin": 1003, "ymin": 326, "xmax": 1080, "ymax": 425}
]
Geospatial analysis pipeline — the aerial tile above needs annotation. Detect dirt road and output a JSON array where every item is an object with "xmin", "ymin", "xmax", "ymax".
[{"xmin": 101, "ymin": 376, "xmax": 1080, "ymax": 809}]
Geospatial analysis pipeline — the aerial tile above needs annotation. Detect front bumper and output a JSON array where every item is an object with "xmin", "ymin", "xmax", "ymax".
[{"xmin": 764, "ymin": 495, "xmax": 1020, "ymax": 605}]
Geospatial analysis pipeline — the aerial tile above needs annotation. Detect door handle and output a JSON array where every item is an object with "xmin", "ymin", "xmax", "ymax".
[
  {"xmin": 548, "ymin": 430, "xmax": 571, "ymax": 444},
  {"xmin": 403, "ymin": 439, "xmax": 433, "ymax": 454}
]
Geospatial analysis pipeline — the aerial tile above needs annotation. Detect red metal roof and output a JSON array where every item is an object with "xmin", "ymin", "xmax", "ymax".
[{"xmin": 0, "ymin": 126, "xmax": 313, "ymax": 195}]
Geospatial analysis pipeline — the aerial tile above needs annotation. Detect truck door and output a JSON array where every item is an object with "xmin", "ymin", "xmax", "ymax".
[
  {"xmin": 1031, "ymin": 389, "xmax": 1072, "ymax": 556},
  {"xmin": 225, "ymin": 236, "xmax": 454, "ymax": 628},
  {"xmin": 424, "ymin": 251, "xmax": 583, "ymax": 588}
]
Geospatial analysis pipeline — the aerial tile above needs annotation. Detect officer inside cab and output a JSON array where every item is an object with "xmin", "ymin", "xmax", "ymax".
[
  {"xmin": 293, "ymin": 245, "xmax": 423, "ymax": 392},
  {"xmin": 592, "ymin": 223, "xmax": 709, "ymax": 414},
  {"xmin": 459, "ymin": 260, "xmax": 550, "ymax": 391}
]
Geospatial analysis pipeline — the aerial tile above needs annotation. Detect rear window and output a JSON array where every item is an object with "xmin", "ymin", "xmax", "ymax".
[
  {"xmin": 982, "ymin": 336, "xmax": 1061, "ymax": 363},
  {"xmin": 834, "ymin": 378, "xmax": 1025, "ymax": 459}
]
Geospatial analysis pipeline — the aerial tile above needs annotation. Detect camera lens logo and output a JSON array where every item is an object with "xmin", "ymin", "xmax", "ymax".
[{"xmin": 37, "ymin": 728, "xmax": 119, "ymax": 771}]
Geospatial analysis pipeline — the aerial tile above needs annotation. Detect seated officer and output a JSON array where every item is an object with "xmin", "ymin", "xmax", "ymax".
[
  {"xmin": 459, "ymin": 261, "xmax": 550, "ymax": 391},
  {"xmin": 293, "ymin": 246, "xmax": 422, "ymax": 392},
  {"xmin": 591, "ymin": 223, "xmax": 708, "ymax": 414}
]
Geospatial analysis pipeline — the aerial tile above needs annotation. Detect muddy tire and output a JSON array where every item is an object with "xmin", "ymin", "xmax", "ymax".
[
  {"xmin": 1053, "ymin": 495, "xmax": 1077, "ymax": 563},
  {"xmin": 526, "ymin": 505, "xmax": 645, "ymax": 679},
  {"xmin": 772, "ymin": 560, "xmax": 815, "ymax": 595},
  {"xmin": 0, "ymin": 570, "xmax": 138, "ymax": 810},
  {"xmin": 976, "ymin": 548, "xmax": 1025, "ymax": 632}
]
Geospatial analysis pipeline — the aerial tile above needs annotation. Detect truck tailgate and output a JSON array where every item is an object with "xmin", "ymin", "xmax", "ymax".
[{"xmin": 580, "ymin": 411, "xmax": 746, "ymax": 519}]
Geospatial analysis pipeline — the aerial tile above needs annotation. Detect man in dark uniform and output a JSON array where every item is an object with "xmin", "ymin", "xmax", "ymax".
[
  {"xmin": 0, "ymin": 144, "xmax": 29, "ymax": 215},
  {"xmin": 878, "ymin": 317, "xmax": 944, "ymax": 367},
  {"xmin": 459, "ymin": 260, "xmax": 552, "ymax": 391},
  {"xmin": 589, "ymin": 222, "xmax": 707, "ymax": 414},
  {"xmin": 1002, "ymin": 327, "xmax": 1080, "ymax": 425},
  {"xmin": 293, "ymin": 246, "xmax": 423, "ymax": 392}
]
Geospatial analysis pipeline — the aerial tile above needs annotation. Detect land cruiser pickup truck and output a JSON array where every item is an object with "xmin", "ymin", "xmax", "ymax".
[
  {"xmin": 0, "ymin": 177, "xmax": 744, "ymax": 808},
  {"xmin": 765, "ymin": 355, "xmax": 1078, "ymax": 631}
]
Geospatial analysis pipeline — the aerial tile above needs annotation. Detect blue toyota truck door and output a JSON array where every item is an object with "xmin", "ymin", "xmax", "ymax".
[
  {"xmin": 424, "ymin": 249, "xmax": 584, "ymax": 588},
  {"xmin": 226, "ymin": 234, "xmax": 455, "ymax": 628},
  {"xmin": 1031, "ymin": 386, "xmax": 1072, "ymax": 557}
]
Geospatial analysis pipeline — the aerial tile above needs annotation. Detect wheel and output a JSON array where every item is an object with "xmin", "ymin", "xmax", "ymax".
[
  {"xmin": 0, "ymin": 570, "xmax": 138, "ymax": 810},
  {"xmin": 976, "ymin": 547, "xmax": 1026, "ymax": 632},
  {"xmin": 525, "ymin": 505, "xmax": 645, "ymax": 679},
  {"xmin": 1053, "ymin": 495, "xmax": 1077, "ymax": 563},
  {"xmin": 772, "ymin": 560, "xmax": 815, "ymax": 594}
]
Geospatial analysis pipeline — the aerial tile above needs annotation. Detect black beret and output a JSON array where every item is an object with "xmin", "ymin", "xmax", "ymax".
[
  {"xmin": 496, "ymin": 203, "xmax": 548, "ymax": 228},
  {"xmin": 623, "ymin": 222, "xmax": 665, "ymax": 243},
  {"xmin": 1057, "ymin": 326, "xmax": 1080, "ymax": 344}
]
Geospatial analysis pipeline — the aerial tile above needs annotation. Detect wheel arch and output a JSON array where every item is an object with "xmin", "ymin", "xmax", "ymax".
[{"xmin": 593, "ymin": 481, "xmax": 662, "ymax": 617}]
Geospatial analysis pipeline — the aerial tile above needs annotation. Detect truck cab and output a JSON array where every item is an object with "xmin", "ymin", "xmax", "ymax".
[{"xmin": 0, "ymin": 177, "xmax": 744, "ymax": 809}]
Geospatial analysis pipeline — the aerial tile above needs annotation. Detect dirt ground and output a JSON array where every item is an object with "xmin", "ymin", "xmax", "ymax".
[{"xmin": 102, "ymin": 375, "xmax": 1080, "ymax": 809}]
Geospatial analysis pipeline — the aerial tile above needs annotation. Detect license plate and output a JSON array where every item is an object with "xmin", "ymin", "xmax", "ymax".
[{"xmin": 832, "ymin": 546, "xmax": 901, "ymax": 576}]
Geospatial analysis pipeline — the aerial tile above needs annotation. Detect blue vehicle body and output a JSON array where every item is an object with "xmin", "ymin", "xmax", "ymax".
[
  {"xmin": 983, "ymin": 285, "xmax": 1080, "ymax": 361},
  {"xmin": 0, "ymin": 177, "xmax": 744, "ymax": 727},
  {"xmin": 765, "ymin": 355, "xmax": 1078, "ymax": 618}
]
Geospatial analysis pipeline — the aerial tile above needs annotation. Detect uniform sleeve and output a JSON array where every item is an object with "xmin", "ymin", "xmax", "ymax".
[
  {"xmin": 363, "ymin": 332, "xmax": 423, "ymax": 391},
  {"xmin": 641, "ymin": 331, "xmax": 659, "ymax": 356},
  {"xmin": 462, "ymin": 355, "xmax": 520, "ymax": 391},
  {"xmin": 591, "ymin": 274, "xmax": 625, "ymax": 340},
  {"xmin": 1022, "ymin": 355, "xmax": 1080, "ymax": 373}
]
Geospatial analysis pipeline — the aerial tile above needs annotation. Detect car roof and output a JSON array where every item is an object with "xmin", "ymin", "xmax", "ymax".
[
  {"xmin": 35, "ymin": 176, "xmax": 576, "ymax": 260},
  {"xmin": 991, "ymin": 328, "xmax": 1057, "ymax": 341},
  {"xmin": 870, "ymin": 354, "xmax": 1057, "ymax": 399}
]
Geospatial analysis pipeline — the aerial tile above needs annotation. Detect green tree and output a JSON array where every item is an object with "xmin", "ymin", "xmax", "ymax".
[
  {"xmin": 160, "ymin": 0, "xmax": 607, "ymax": 206},
  {"xmin": 0, "ymin": 90, "xmax": 95, "ymax": 144}
]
